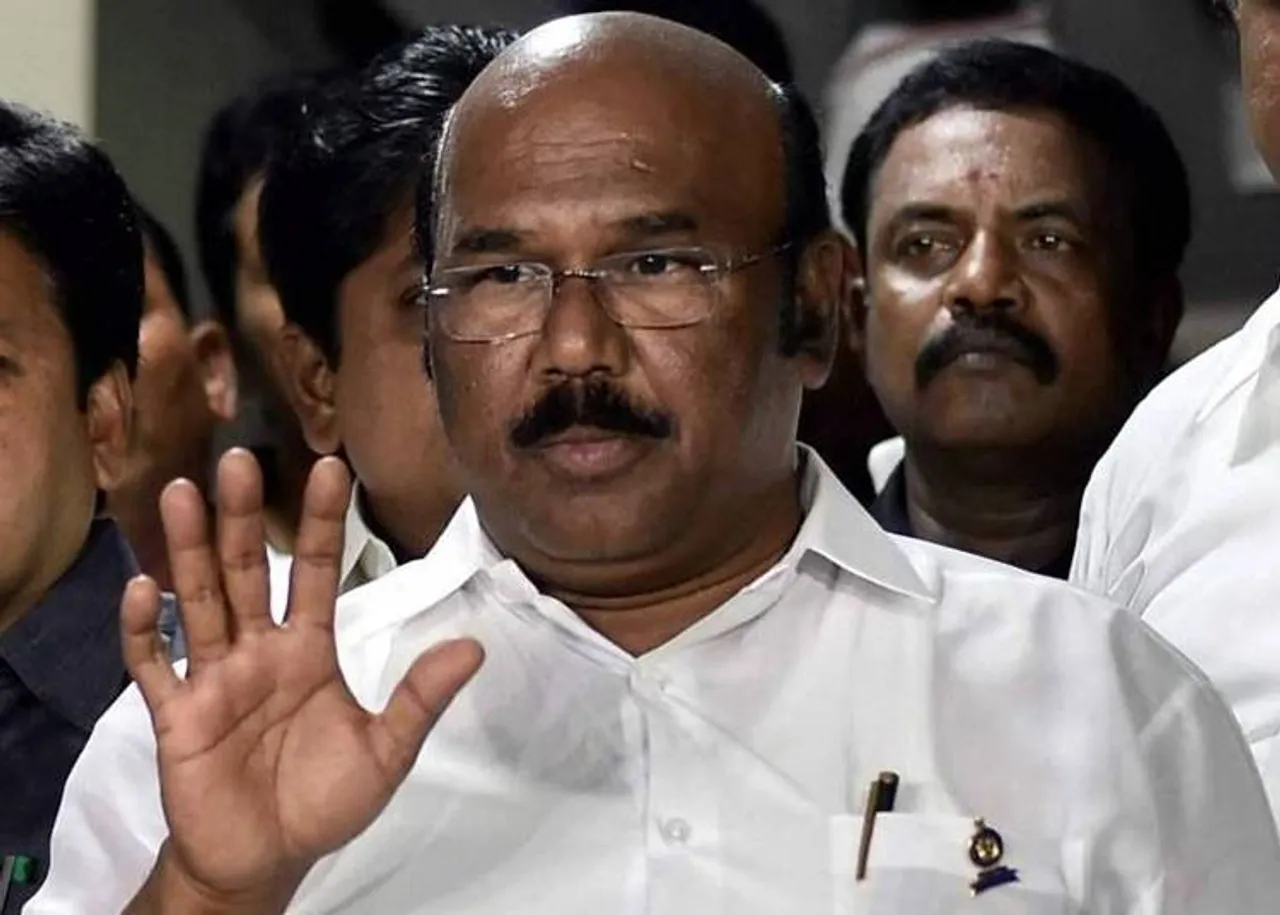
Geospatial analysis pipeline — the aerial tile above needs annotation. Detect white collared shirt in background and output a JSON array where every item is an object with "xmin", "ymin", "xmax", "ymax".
[
  {"xmin": 33, "ymin": 452, "xmax": 1279, "ymax": 913},
  {"xmin": 867, "ymin": 436, "xmax": 905, "ymax": 494},
  {"xmin": 823, "ymin": 5, "xmax": 1053, "ymax": 235},
  {"xmin": 265, "ymin": 485, "xmax": 399, "ymax": 621},
  {"xmin": 1073, "ymin": 283, "xmax": 1280, "ymax": 823}
]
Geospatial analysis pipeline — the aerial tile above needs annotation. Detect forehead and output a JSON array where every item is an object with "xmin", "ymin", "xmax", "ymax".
[
  {"xmin": 440, "ymin": 65, "xmax": 785, "ymax": 244},
  {"xmin": 872, "ymin": 107, "xmax": 1109, "ymax": 216},
  {"xmin": 0, "ymin": 231, "xmax": 64, "ymax": 336}
]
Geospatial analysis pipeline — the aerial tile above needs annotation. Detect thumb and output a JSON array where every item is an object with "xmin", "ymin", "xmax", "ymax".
[{"xmin": 367, "ymin": 638, "xmax": 485, "ymax": 780}]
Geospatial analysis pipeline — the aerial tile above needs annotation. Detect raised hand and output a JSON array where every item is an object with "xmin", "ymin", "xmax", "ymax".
[{"xmin": 121, "ymin": 449, "xmax": 483, "ymax": 910}]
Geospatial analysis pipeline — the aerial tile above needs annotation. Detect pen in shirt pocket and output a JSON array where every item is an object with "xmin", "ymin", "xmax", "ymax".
[{"xmin": 855, "ymin": 771, "xmax": 899, "ymax": 881}]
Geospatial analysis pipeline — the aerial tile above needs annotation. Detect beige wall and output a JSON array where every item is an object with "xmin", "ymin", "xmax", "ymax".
[{"xmin": 0, "ymin": 0, "xmax": 96, "ymax": 129}]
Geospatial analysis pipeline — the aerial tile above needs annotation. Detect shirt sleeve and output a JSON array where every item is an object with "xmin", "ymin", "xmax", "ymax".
[
  {"xmin": 24, "ymin": 682, "xmax": 169, "ymax": 913},
  {"xmin": 1069, "ymin": 443, "xmax": 1115, "ymax": 595},
  {"xmin": 1111, "ymin": 621, "xmax": 1280, "ymax": 914}
]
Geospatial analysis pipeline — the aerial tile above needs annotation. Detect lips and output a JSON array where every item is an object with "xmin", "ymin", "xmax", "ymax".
[
  {"xmin": 946, "ymin": 339, "xmax": 1036, "ymax": 368},
  {"xmin": 531, "ymin": 427, "xmax": 654, "ymax": 481}
]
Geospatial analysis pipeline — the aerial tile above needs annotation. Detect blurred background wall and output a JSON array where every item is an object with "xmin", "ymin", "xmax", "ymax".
[{"xmin": 0, "ymin": 0, "xmax": 1273, "ymax": 361}]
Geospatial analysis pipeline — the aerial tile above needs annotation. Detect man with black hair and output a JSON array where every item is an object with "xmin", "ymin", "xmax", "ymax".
[
  {"xmin": 0, "ymin": 99, "xmax": 142, "ymax": 913},
  {"xmin": 194, "ymin": 73, "xmax": 333, "ymax": 581},
  {"xmin": 261, "ymin": 24, "xmax": 516, "ymax": 600},
  {"xmin": 34, "ymin": 13, "xmax": 1280, "ymax": 915},
  {"xmin": 824, "ymin": 0, "xmax": 1051, "ymax": 235},
  {"xmin": 840, "ymin": 40, "xmax": 1188, "ymax": 577},
  {"xmin": 108, "ymin": 207, "xmax": 237, "ymax": 593}
]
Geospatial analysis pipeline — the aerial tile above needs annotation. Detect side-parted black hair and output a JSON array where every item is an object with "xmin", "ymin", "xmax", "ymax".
[
  {"xmin": 773, "ymin": 83, "xmax": 834, "ymax": 354},
  {"xmin": 0, "ymin": 100, "xmax": 142, "ymax": 406},
  {"xmin": 260, "ymin": 24, "xmax": 517, "ymax": 365},
  {"xmin": 135, "ymin": 203, "xmax": 192, "ymax": 319},
  {"xmin": 560, "ymin": 0, "xmax": 794, "ymax": 83},
  {"xmin": 841, "ymin": 40, "xmax": 1192, "ymax": 289},
  {"xmin": 195, "ymin": 71, "xmax": 338, "ymax": 333}
]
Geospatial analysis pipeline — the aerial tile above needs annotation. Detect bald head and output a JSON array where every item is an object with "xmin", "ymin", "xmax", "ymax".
[
  {"xmin": 429, "ymin": 12, "xmax": 794, "ymax": 259},
  {"xmin": 460, "ymin": 12, "xmax": 778, "ymax": 116}
]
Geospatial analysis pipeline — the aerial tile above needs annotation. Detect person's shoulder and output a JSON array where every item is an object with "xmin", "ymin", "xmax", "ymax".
[
  {"xmin": 893, "ymin": 536, "xmax": 1220, "ymax": 724},
  {"xmin": 332, "ymin": 537, "xmax": 483, "ymax": 653},
  {"xmin": 1104, "ymin": 296, "xmax": 1279, "ymax": 473}
]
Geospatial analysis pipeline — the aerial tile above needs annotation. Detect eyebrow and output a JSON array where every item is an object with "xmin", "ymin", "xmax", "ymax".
[
  {"xmin": 616, "ymin": 211, "xmax": 700, "ymax": 239},
  {"xmin": 448, "ymin": 211, "xmax": 700, "ymax": 257},
  {"xmin": 885, "ymin": 203, "xmax": 960, "ymax": 226},
  {"xmin": 449, "ymin": 227, "xmax": 528, "ymax": 255},
  {"xmin": 1013, "ymin": 201, "xmax": 1086, "ymax": 224}
]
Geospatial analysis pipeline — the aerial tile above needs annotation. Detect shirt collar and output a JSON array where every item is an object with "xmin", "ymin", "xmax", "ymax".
[
  {"xmin": 335, "ymin": 497, "xmax": 506, "ymax": 642},
  {"xmin": 790, "ymin": 446, "xmax": 934, "ymax": 602},
  {"xmin": 1195, "ymin": 282, "xmax": 1280, "ymax": 424},
  {"xmin": 345, "ymin": 446, "xmax": 935, "ymax": 640},
  {"xmin": 0, "ymin": 518, "xmax": 138, "ymax": 732},
  {"xmin": 340, "ymin": 485, "xmax": 399, "ymax": 592}
]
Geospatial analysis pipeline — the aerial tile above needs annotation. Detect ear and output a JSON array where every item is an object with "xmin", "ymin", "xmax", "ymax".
[
  {"xmin": 1127, "ymin": 274, "xmax": 1185, "ymax": 387},
  {"xmin": 87, "ymin": 361, "xmax": 133, "ymax": 493},
  {"xmin": 278, "ymin": 323, "xmax": 341, "ymax": 455},
  {"xmin": 843, "ymin": 242, "xmax": 869, "ymax": 367},
  {"xmin": 791, "ymin": 230, "xmax": 851, "ymax": 390},
  {"xmin": 189, "ymin": 319, "xmax": 238, "ymax": 422}
]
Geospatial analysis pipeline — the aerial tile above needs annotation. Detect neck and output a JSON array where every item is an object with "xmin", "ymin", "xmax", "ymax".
[
  {"xmin": 109, "ymin": 495, "xmax": 173, "ymax": 592},
  {"xmin": 536, "ymin": 477, "xmax": 803, "ymax": 657},
  {"xmin": 902, "ymin": 446, "xmax": 1084, "ymax": 573},
  {"xmin": 0, "ymin": 513, "xmax": 92, "ymax": 635},
  {"xmin": 261, "ymin": 443, "xmax": 312, "ymax": 556},
  {"xmin": 360, "ymin": 484, "xmax": 461, "ymax": 564}
]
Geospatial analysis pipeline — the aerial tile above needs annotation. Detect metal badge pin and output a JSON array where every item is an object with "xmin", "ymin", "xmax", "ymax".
[{"xmin": 967, "ymin": 819, "xmax": 1020, "ymax": 896}]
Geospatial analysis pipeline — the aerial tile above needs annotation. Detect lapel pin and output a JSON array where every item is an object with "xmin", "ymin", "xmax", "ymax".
[{"xmin": 967, "ymin": 818, "xmax": 1020, "ymax": 896}]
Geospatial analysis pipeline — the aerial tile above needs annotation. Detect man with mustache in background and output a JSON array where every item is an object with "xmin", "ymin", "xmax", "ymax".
[{"xmin": 843, "ymin": 41, "xmax": 1188, "ymax": 577}]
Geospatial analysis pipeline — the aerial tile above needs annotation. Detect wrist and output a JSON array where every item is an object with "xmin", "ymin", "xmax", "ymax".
[{"xmin": 126, "ymin": 843, "xmax": 305, "ymax": 915}]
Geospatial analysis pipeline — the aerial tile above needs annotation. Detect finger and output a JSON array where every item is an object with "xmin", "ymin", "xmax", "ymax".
[
  {"xmin": 367, "ymin": 639, "xmax": 484, "ymax": 781},
  {"xmin": 121, "ymin": 575, "xmax": 182, "ymax": 710},
  {"xmin": 215, "ymin": 449, "xmax": 272, "ymax": 635},
  {"xmin": 161, "ymin": 476, "xmax": 229, "ymax": 670},
  {"xmin": 283, "ymin": 456, "xmax": 351, "ymax": 633}
]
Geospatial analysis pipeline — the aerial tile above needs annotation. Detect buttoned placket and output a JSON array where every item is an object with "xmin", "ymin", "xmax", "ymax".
[{"xmin": 472, "ymin": 554, "xmax": 812, "ymax": 913}]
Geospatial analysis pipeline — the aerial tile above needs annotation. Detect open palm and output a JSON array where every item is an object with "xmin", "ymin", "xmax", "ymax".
[{"xmin": 121, "ymin": 450, "xmax": 482, "ymax": 902}]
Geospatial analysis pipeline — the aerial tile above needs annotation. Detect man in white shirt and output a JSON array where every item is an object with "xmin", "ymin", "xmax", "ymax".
[
  {"xmin": 1072, "ymin": 0, "xmax": 1280, "ymax": 820},
  {"xmin": 258, "ymin": 26, "xmax": 517, "ymax": 608},
  {"xmin": 843, "ymin": 41, "xmax": 1187, "ymax": 578},
  {"xmin": 33, "ymin": 12, "xmax": 1280, "ymax": 914}
]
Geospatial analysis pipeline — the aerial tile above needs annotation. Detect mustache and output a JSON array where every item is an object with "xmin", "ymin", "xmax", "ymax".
[
  {"xmin": 915, "ymin": 312, "xmax": 1059, "ymax": 388},
  {"xmin": 509, "ymin": 379, "xmax": 675, "ymax": 449}
]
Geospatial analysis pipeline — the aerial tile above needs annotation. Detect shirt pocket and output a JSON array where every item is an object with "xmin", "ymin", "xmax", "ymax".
[{"xmin": 830, "ymin": 813, "xmax": 1075, "ymax": 915}]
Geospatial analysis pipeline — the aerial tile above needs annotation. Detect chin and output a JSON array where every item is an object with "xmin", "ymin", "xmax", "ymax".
[{"xmin": 922, "ymin": 421, "xmax": 1054, "ymax": 453}]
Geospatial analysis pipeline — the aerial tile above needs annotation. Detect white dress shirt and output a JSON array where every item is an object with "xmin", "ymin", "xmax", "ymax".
[
  {"xmin": 33, "ymin": 452, "xmax": 1280, "ymax": 914},
  {"xmin": 1073, "ymin": 284, "xmax": 1280, "ymax": 821},
  {"xmin": 266, "ymin": 485, "xmax": 399, "ymax": 620}
]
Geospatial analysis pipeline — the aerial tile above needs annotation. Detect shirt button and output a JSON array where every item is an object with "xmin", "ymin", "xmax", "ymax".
[{"xmin": 660, "ymin": 817, "xmax": 692, "ymax": 845}]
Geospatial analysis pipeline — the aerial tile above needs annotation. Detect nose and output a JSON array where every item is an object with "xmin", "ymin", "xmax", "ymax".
[
  {"xmin": 533, "ymin": 272, "xmax": 631, "ymax": 382},
  {"xmin": 942, "ymin": 231, "xmax": 1025, "ymax": 316}
]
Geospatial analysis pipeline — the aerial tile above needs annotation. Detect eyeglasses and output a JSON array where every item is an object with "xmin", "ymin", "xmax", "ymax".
[{"xmin": 424, "ymin": 243, "xmax": 791, "ymax": 344}]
